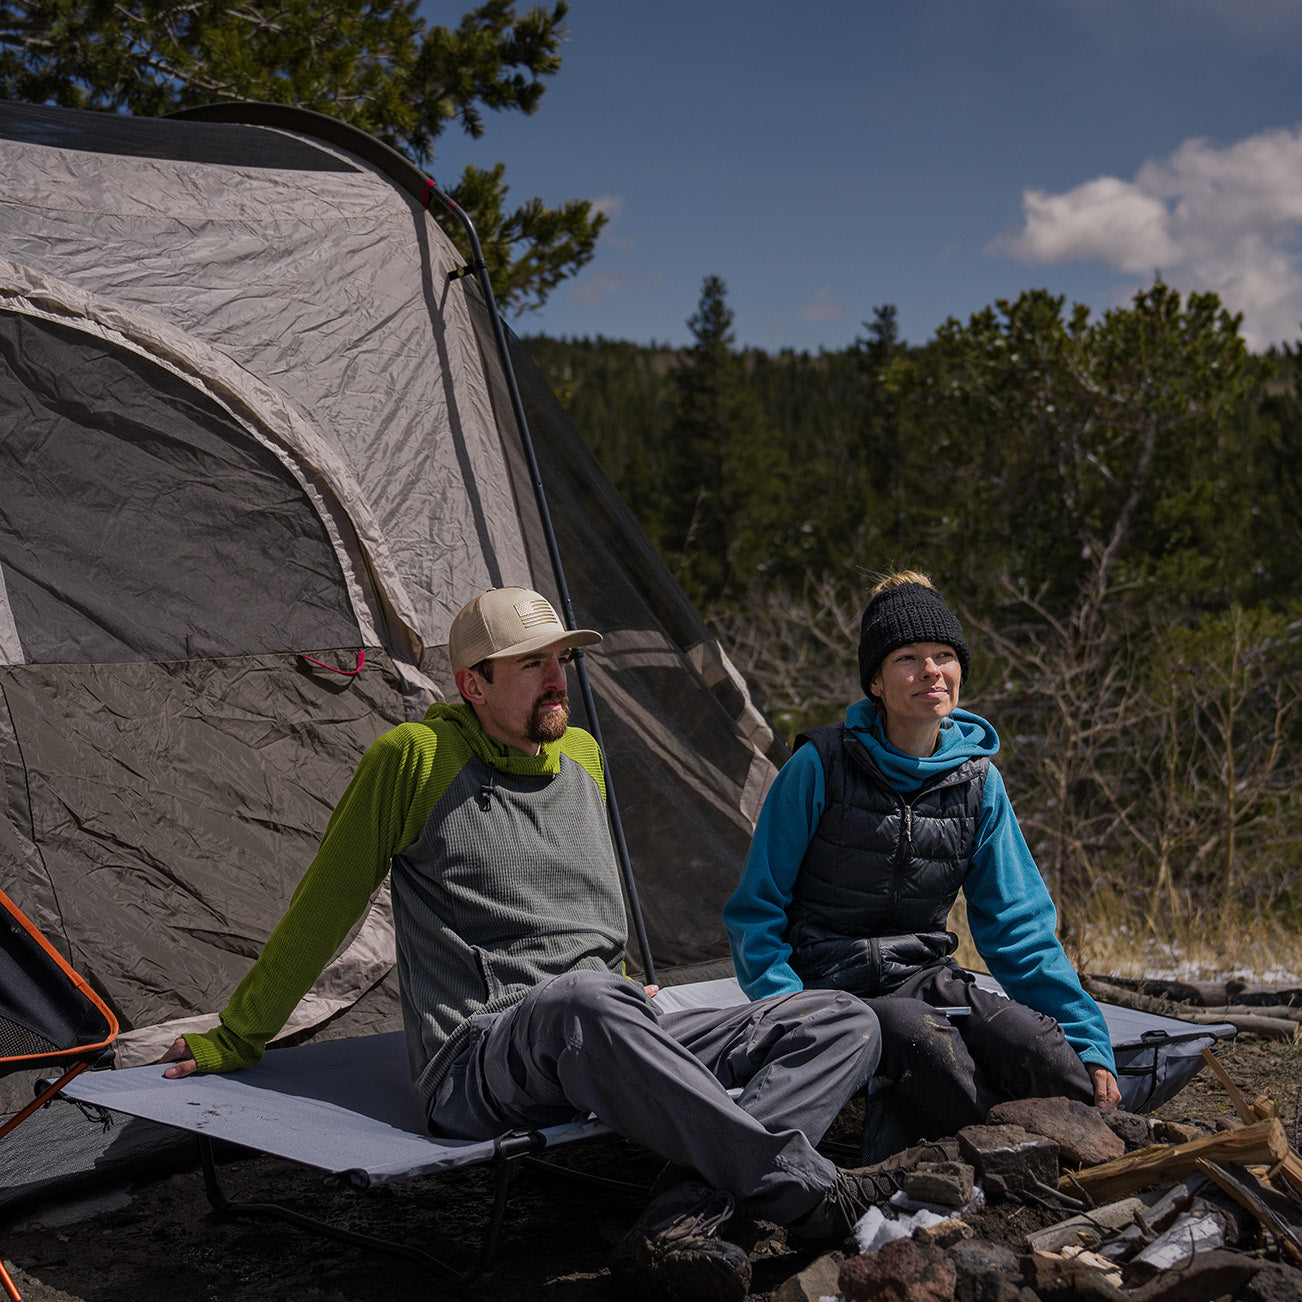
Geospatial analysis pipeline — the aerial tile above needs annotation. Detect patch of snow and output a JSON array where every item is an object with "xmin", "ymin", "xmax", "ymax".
[{"xmin": 852, "ymin": 1203, "xmax": 948, "ymax": 1254}]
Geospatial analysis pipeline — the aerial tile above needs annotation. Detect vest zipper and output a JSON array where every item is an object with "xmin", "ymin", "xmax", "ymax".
[{"xmin": 889, "ymin": 798, "xmax": 914, "ymax": 915}]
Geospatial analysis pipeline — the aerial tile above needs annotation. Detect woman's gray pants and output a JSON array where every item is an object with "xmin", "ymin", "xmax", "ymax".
[{"xmin": 427, "ymin": 969, "xmax": 881, "ymax": 1225}]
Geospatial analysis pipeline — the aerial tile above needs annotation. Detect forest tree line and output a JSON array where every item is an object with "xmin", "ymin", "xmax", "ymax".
[{"xmin": 524, "ymin": 276, "xmax": 1302, "ymax": 947}]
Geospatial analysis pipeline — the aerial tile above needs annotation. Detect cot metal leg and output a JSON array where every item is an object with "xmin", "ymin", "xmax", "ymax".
[{"xmin": 197, "ymin": 1130, "xmax": 546, "ymax": 1287}]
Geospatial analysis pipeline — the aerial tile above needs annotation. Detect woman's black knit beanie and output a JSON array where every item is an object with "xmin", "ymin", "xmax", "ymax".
[{"xmin": 857, "ymin": 582, "xmax": 971, "ymax": 697}]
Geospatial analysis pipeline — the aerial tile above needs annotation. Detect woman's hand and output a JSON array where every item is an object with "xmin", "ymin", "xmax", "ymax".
[{"xmin": 1090, "ymin": 1065, "xmax": 1121, "ymax": 1109}]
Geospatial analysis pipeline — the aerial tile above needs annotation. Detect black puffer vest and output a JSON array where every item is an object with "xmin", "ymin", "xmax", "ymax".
[{"xmin": 786, "ymin": 723, "xmax": 988, "ymax": 997}]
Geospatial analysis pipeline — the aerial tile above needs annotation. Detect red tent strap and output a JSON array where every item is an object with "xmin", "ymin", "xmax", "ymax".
[{"xmin": 299, "ymin": 650, "xmax": 365, "ymax": 676}]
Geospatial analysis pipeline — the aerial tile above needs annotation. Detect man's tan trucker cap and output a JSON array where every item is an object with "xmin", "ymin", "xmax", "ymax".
[{"xmin": 448, "ymin": 587, "xmax": 602, "ymax": 673}]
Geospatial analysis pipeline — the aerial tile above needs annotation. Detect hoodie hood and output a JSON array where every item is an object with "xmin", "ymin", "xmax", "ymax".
[
  {"xmin": 421, "ymin": 700, "xmax": 568, "ymax": 777},
  {"xmin": 844, "ymin": 698, "xmax": 999, "ymax": 793}
]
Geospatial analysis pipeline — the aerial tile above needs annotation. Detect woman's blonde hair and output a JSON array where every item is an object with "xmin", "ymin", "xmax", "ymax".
[{"xmin": 865, "ymin": 570, "xmax": 936, "ymax": 603}]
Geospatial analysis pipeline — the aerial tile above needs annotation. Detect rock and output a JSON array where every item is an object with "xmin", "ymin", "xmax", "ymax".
[
  {"xmin": 1236, "ymin": 1260, "xmax": 1302, "ymax": 1302},
  {"xmin": 948, "ymin": 1238, "xmax": 1022, "ymax": 1302},
  {"xmin": 913, "ymin": 1217, "xmax": 973, "ymax": 1248},
  {"xmin": 1126, "ymin": 1249, "xmax": 1273, "ymax": 1302},
  {"xmin": 901, "ymin": 1161, "xmax": 976, "ymax": 1209},
  {"xmin": 771, "ymin": 1250, "xmax": 844, "ymax": 1302},
  {"xmin": 1100, "ymin": 1109, "xmax": 1151, "ymax": 1150},
  {"xmin": 986, "ymin": 1097, "xmax": 1125, "ymax": 1167},
  {"xmin": 838, "ymin": 1238, "xmax": 957, "ymax": 1302},
  {"xmin": 956, "ymin": 1123, "xmax": 1060, "ymax": 1201},
  {"xmin": 1150, "ymin": 1119, "xmax": 1204, "ymax": 1144}
]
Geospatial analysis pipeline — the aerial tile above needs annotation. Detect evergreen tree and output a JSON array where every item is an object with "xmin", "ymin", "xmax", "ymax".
[
  {"xmin": 898, "ymin": 283, "xmax": 1252, "ymax": 617},
  {"xmin": 0, "ymin": 0, "xmax": 603, "ymax": 310},
  {"xmin": 660, "ymin": 276, "xmax": 788, "ymax": 603}
]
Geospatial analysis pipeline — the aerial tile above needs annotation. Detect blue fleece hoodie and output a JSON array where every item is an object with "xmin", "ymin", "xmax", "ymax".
[{"xmin": 724, "ymin": 700, "xmax": 1115, "ymax": 1072}]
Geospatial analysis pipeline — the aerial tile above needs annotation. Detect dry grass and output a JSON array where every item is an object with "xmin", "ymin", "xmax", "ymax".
[{"xmin": 949, "ymin": 891, "xmax": 1302, "ymax": 986}]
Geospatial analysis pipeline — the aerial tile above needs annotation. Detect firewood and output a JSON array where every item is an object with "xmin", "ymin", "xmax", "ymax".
[
  {"xmin": 1254, "ymin": 1094, "xmax": 1280, "ymax": 1120},
  {"xmin": 1196, "ymin": 1159, "xmax": 1302, "ymax": 1263},
  {"xmin": 1199, "ymin": 1046, "xmax": 1256, "ymax": 1124},
  {"xmin": 1274, "ymin": 1151, "xmax": 1302, "ymax": 1202},
  {"xmin": 1059, "ymin": 1118, "xmax": 1290, "ymax": 1201}
]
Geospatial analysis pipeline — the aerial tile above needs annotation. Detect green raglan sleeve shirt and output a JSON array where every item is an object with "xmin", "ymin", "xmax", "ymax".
[{"xmin": 183, "ymin": 722, "xmax": 458, "ymax": 1073}]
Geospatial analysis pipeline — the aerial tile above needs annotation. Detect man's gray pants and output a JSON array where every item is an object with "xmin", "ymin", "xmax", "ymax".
[{"xmin": 427, "ymin": 969, "xmax": 881, "ymax": 1225}]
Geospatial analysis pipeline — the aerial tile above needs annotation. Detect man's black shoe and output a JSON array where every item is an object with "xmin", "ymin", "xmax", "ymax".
[
  {"xmin": 789, "ymin": 1139, "xmax": 958, "ymax": 1243},
  {"xmin": 614, "ymin": 1179, "xmax": 752, "ymax": 1302}
]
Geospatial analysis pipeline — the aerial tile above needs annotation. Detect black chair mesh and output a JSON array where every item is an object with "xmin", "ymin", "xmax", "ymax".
[{"xmin": 0, "ymin": 1015, "xmax": 60, "ymax": 1062}]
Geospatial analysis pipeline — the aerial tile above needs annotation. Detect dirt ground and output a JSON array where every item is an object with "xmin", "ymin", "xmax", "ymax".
[{"xmin": 3, "ymin": 1032, "xmax": 1300, "ymax": 1302}]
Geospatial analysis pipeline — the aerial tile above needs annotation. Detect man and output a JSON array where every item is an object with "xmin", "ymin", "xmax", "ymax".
[{"xmin": 160, "ymin": 586, "xmax": 915, "ymax": 1301}]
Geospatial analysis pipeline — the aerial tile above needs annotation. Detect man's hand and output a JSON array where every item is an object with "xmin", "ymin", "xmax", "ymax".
[
  {"xmin": 1090, "ymin": 1065, "xmax": 1121, "ymax": 1109},
  {"xmin": 643, "ymin": 984, "xmax": 660, "ymax": 998},
  {"xmin": 158, "ymin": 1036, "xmax": 198, "ymax": 1080}
]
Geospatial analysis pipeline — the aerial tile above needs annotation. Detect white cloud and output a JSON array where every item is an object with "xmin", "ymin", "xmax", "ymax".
[
  {"xmin": 1004, "ymin": 177, "xmax": 1177, "ymax": 272},
  {"xmin": 800, "ymin": 286, "xmax": 847, "ymax": 323},
  {"xmin": 590, "ymin": 194, "xmax": 624, "ymax": 220},
  {"xmin": 993, "ymin": 126, "xmax": 1302, "ymax": 348}
]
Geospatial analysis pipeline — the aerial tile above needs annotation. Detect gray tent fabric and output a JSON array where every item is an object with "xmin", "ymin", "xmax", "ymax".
[{"xmin": 0, "ymin": 98, "xmax": 781, "ymax": 1101}]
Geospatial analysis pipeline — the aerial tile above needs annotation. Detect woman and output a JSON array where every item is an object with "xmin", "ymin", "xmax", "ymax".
[{"xmin": 724, "ymin": 573, "xmax": 1120, "ymax": 1150}]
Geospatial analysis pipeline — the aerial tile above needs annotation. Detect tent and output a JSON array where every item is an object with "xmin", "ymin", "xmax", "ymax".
[{"xmin": 0, "ymin": 98, "xmax": 782, "ymax": 1106}]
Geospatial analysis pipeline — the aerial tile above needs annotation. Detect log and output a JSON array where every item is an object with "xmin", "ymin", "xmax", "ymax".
[
  {"xmin": 1197, "ymin": 1005, "xmax": 1302, "ymax": 1025},
  {"xmin": 1198, "ymin": 1012, "xmax": 1302, "ymax": 1038},
  {"xmin": 1059, "ymin": 1118, "xmax": 1291, "ymax": 1201},
  {"xmin": 1085, "ymin": 976, "xmax": 1183, "ymax": 1015},
  {"xmin": 1024, "ymin": 1196, "xmax": 1149, "ymax": 1252},
  {"xmin": 1092, "ymin": 975, "xmax": 1302, "ymax": 1009},
  {"xmin": 1085, "ymin": 977, "xmax": 1302, "ymax": 1035},
  {"xmin": 1197, "ymin": 1159, "xmax": 1302, "ymax": 1263},
  {"xmin": 1253, "ymin": 1094, "xmax": 1280, "ymax": 1121},
  {"xmin": 1199, "ymin": 1046, "xmax": 1256, "ymax": 1124},
  {"xmin": 1092, "ymin": 975, "xmax": 1229, "ymax": 1005}
]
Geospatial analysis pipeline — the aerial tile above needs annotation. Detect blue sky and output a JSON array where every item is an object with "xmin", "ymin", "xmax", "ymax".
[{"xmin": 426, "ymin": 1, "xmax": 1302, "ymax": 352}]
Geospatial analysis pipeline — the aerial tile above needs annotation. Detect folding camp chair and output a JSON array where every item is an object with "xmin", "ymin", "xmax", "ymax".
[{"xmin": 0, "ymin": 887, "xmax": 119, "ymax": 1302}]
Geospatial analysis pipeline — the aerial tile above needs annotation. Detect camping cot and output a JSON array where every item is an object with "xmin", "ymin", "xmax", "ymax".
[{"xmin": 56, "ymin": 974, "xmax": 1233, "ymax": 1283}]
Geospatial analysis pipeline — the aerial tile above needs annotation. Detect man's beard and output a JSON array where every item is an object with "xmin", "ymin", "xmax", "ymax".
[{"xmin": 527, "ymin": 692, "xmax": 569, "ymax": 744}]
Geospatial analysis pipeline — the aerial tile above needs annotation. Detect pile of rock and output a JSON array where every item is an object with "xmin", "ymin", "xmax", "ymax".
[{"xmin": 776, "ymin": 1061, "xmax": 1302, "ymax": 1302}]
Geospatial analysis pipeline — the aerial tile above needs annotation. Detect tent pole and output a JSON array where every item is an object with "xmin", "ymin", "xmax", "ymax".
[{"xmin": 424, "ymin": 181, "xmax": 657, "ymax": 987}]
